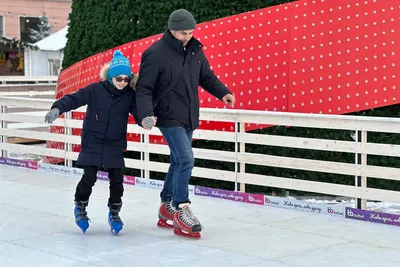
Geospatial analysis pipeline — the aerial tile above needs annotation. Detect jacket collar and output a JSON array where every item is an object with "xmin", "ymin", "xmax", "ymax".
[
  {"xmin": 161, "ymin": 29, "xmax": 203, "ymax": 55},
  {"xmin": 102, "ymin": 80, "xmax": 130, "ymax": 97}
]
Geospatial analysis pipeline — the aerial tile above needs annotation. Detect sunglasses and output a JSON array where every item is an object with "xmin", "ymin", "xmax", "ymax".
[{"xmin": 114, "ymin": 76, "xmax": 131, "ymax": 83}]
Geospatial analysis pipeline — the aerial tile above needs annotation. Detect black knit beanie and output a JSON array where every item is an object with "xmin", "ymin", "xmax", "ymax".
[{"xmin": 168, "ymin": 9, "xmax": 196, "ymax": 30}]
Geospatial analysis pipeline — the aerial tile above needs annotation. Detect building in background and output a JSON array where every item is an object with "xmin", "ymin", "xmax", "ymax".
[
  {"xmin": 0, "ymin": 0, "xmax": 71, "ymax": 76},
  {"xmin": 24, "ymin": 26, "xmax": 67, "ymax": 76}
]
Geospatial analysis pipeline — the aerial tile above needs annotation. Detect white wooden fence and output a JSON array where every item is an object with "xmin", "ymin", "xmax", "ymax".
[
  {"xmin": 0, "ymin": 76, "xmax": 58, "ymax": 97},
  {"xmin": 0, "ymin": 76, "xmax": 58, "ymax": 84},
  {"xmin": 1, "ymin": 96, "xmax": 400, "ymax": 209}
]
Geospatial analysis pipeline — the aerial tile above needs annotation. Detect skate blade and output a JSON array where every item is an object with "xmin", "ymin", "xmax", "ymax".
[
  {"xmin": 109, "ymin": 220, "xmax": 123, "ymax": 235},
  {"xmin": 110, "ymin": 228, "xmax": 121, "ymax": 235},
  {"xmin": 76, "ymin": 222, "xmax": 89, "ymax": 233},
  {"xmin": 173, "ymin": 227, "xmax": 201, "ymax": 238},
  {"xmin": 157, "ymin": 219, "xmax": 174, "ymax": 229},
  {"xmin": 109, "ymin": 224, "xmax": 123, "ymax": 235}
]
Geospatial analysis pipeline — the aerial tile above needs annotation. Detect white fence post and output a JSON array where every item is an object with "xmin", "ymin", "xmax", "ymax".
[
  {"xmin": 4, "ymin": 106, "xmax": 7, "ymax": 158},
  {"xmin": 360, "ymin": 130, "xmax": 368, "ymax": 209},
  {"xmin": 355, "ymin": 129, "xmax": 368, "ymax": 209},
  {"xmin": 239, "ymin": 122, "xmax": 246, "ymax": 192},
  {"xmin": 234, "ymin": 117, "xmax": 238, "ymax": 191},
  {"xmin": 144, "ymin": 132, "xmax": 150, "ymax": 179},
  {"xmin": 355, "ymin": 129, "xmax": 361, "ymax": 208},
  {"xmin": 64, "ymin": 111, "xmax": 72, "ymax": 167},
  {"xmin": 140, "ymin": 133, "xmax": 144, "ymax": 178},
  {"xmin": 0, "ymin": 105, "xmax": 4, "ymax": 157},
  {"xmin": 0, "ymin": 105, "xmax": 7, "ymax": 158}
]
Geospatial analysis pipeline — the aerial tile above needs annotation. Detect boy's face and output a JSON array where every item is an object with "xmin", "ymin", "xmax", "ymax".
[
  {"xmin": 112, "ymin": 75, "xmax": 130, "ymax": 90},
  {"xmin": 171, "ymin": 29, "xmax": 194, "ymax": 46}
]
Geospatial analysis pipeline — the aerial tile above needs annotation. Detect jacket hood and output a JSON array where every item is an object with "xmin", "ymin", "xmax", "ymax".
[{"xmin": 99, "ymin": 63, "xmax": 138, "ymax": 89}]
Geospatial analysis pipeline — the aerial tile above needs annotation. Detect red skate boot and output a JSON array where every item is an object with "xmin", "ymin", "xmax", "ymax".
[
  {"xmin": 173, "ymin": 203, "xmax": 203, "ymax": 238},
  {"xmin": 157, "ymin": 201, "xmax": 175, "ymax": 228}
]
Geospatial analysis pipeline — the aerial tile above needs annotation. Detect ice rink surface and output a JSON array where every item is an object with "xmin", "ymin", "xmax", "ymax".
[{"xmin": 0, "ymin": 165, "xmax": 399, "ymax": 267}]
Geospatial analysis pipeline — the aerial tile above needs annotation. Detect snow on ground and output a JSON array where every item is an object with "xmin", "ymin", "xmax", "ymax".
[
  {"xmin": 303, "ymin": 198, "xmax": 400, "ymax": 214},
  {"xmin": 6, "ymin": 143, "xmax": 46, "ymax": 162}
]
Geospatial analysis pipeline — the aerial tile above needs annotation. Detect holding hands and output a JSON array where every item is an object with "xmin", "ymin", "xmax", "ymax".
[{"xmin": 141, "ymin": 116, "xmax": 157, "ymax": 130}]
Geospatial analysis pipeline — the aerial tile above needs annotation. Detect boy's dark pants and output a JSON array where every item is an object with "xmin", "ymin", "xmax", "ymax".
[{"xmin": 74, "ymin": 166, "xmax": 124, "ymax": 204}]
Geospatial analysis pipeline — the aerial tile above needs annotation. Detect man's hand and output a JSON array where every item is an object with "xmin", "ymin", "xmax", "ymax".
[
  {"xmin": 141, "ymin": 116, "xmax": 157, "ymax": 130},
  {"xmin": 222, "ymin": 94, "xmax": 236, "ymax": 107}
]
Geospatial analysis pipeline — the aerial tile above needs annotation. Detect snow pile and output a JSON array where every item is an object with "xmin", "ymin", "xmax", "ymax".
[{"xmin": 304, "ymin": 198, "xmax": 400, "ymax": 214}]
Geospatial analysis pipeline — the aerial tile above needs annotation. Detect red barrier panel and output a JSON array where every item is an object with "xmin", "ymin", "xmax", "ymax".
[{"xmin": 45, "ymin": 0, "xmax": 399, "ymax": 164}]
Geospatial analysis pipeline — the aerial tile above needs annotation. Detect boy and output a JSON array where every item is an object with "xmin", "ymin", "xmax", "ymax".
[{"xmin": 45, "ymin": 50, "xmax": 139, "ymax": 235}]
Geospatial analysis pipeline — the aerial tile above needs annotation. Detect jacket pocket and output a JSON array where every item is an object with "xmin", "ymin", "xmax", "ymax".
[
  {"xmin": 166, "ymin": 92, "xmax": 188, "ymax": 120},
  {"xmin": 81, "ymin": 131, "xmax": 93, "ymax": 150},
  {"xmin": 158, "ymin": 92, "xmax": 172, "ymax": 114},
  {"xmin": 159, "ymin": 63, "xmax": 175, "ymax": 87},
  {"xmin": 169, "ymin": 62, "xmax": 174, "ymax": 83}
]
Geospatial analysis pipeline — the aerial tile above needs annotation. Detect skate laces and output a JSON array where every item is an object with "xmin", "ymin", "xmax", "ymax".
[
  {"xmin": 75, "ymin": 209, "xmax": 89, "ymax": 221},
  {"xmin": 180, "ymin": 206, "xmax": 203, "ymax": 228},
  {"xmin": 75, "ymin": 202, "xmax": 90, "ymax": 221},
  {"xmin": 109, "ymin": 208, "xmax": 122, "ymax": 223},
  {"xmin": 109, "ymin": 213, "xmax": 122, "ymax": 223},
  {"xmin": 110, "ymin": 208, "xmax": 122, "ymax": 222},
  {"xmin": 166, "ymin": 201, "xmax": 176, "ymax": 214},
  {"xmin": 108, "ymin": 203, "xmax": 123, "ymax": 223}
]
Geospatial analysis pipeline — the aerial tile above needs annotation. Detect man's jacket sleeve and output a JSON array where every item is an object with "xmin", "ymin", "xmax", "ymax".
[
  {"xmin": 199, "ymin": 54, "xmax": 232, "ymax": 100},
  {"xmin": 135, "ymin": 50, "xmax": 160, "ymax": 121}
]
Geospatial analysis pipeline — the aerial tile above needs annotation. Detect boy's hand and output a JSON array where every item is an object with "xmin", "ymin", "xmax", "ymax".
[
  {"xmin": 44, "ymin": 108, "xmax": 60, "ymax": 124},
  {"xmin": 141, "ymin": 116, "xmax": 156, "ymax": 130}
]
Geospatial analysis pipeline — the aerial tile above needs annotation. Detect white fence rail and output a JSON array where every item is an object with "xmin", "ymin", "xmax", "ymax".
[
  {"xmin": 0, "ymin": 76, "xmax": 58, "ymax": 84},
  {"xmin": 1, "ymin": 96, "xmax": 400, "ymax": 209},
  {"xmin": 0, "ymin": 76, "xmax": 58, "ymax": 97}
]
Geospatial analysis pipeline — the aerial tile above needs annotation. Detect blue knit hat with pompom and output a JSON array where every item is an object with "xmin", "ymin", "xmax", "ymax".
[{"xmin": 108, "ymin": 50, "xmax": 132, "ymax": 83}]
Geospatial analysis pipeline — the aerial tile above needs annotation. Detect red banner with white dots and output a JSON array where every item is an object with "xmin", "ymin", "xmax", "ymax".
[{"xmin": 45, "ymin": 0, "xmax": 399, "ymax": 164}]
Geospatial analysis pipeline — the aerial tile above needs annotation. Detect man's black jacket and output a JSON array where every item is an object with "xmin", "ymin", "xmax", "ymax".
[{"xmin": 135, "ymin": 30, "xmax": 232, "ymax": 130}]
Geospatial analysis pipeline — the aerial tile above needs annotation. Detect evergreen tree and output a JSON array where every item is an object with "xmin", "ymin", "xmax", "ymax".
[
  {"xmin": 62, "ymin": 0, "xmax": 294, "ymax": 69},
  {"xmin": 29, "ymin": 14, "xmax": 52, "ymax": 43}
]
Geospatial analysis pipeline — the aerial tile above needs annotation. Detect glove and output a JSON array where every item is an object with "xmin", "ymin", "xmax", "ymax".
[
  {"xmin": 44, "ymin": 107, "xmax": 60, "ymax": 124},
  {"xmin": 141, "ymin": 116, "xmax": 156, "ymax": 130}
]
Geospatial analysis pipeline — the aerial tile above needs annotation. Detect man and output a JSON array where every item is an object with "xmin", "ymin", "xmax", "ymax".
[{"xmin": 135, "ymin": 8, "xmax": 235, "ymax": 238}]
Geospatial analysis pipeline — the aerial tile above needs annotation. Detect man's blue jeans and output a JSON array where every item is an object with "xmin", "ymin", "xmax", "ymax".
[{"xmin": 158, "ymin": 126, "xmax": 194, "ymax": 208}]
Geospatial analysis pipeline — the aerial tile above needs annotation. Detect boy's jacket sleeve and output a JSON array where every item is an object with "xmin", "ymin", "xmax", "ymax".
[{"xmin": 51, "ymin": 83, "xmax": 94, "ymax": 114}]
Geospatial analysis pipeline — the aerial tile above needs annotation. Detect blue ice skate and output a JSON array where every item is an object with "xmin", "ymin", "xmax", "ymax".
[
  {"xmin": 108, "ymin": 202, "xmax": 123, "ymax": 235},
  {"xmin": 74, "ymin": 200, "xmax": 90, "ymax": 233}
]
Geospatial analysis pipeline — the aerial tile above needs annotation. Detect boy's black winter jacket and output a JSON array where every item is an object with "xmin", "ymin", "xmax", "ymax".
[{"xmin": 51, "ymin": 69, "xmax": 138, "ymax": 169}]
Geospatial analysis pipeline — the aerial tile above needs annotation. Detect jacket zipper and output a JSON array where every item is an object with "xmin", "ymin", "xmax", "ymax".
[{"xmin": 100, "ymin": 96, "xmax": 122, "ymax": 167}]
